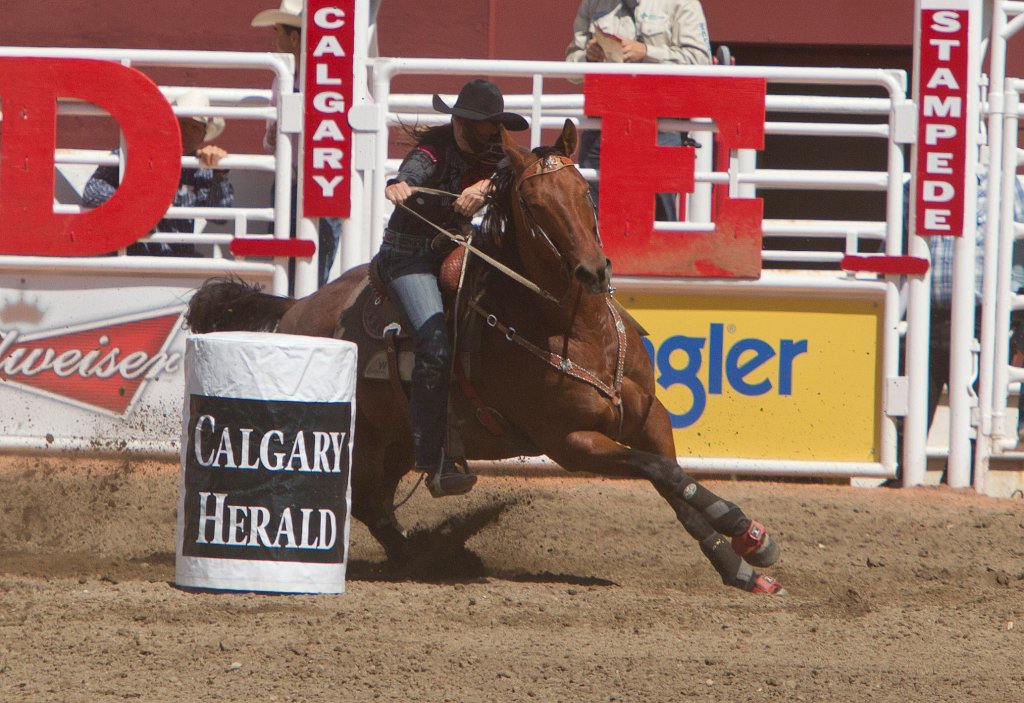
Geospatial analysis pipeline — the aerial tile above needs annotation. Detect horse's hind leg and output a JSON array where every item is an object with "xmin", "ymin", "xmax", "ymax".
[{"xmin": 545, "ymin": 427, "xmax": 783, "ymax": 594}]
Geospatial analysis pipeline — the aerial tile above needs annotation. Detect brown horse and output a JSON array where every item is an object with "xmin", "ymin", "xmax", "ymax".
[{"xmin": 185, "ymin": 120, "xmax": 784, "ymax": 594}]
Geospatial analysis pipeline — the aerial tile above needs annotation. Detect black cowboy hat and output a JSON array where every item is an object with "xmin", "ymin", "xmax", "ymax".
[{"xmin": 432, "ymin": 79, "xmax": 529, "ymax": 131}]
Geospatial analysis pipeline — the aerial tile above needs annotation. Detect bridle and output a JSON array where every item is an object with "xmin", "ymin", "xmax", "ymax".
[
  {"xmin": 466, "ymin": 151, "xmax": 627, "ymax": 427},
  {"xmin": 514, "ymin": 153, "xmax": 604, "ymax": 277}
]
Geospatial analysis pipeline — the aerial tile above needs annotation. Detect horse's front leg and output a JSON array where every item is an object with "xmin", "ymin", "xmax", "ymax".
[
  {"xmin": 627, "ymin": 398, "xmax": 781, "ymax": 571},
  {"xmin": 544, "ymin": 431, "xmax": 783, "ymax": 594},
  {"xmin": 350, "ymin": 433, "xmax": 414, "ymax": 564}
]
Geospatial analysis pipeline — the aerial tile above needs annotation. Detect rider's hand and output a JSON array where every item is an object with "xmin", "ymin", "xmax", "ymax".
[
  {"xmin": 196, "ymin": 145, "xmax": 228, "ymax": 168},
  {"xmin": 385, "ymin": 181, "xmax": 414, "ymax": 205},
  {"xmin": 585, "ymin": 38, "xmax": 606, "ymax": 62},
  {"xmin": 620, "ymin": 39, "xmax": 648, "ymax": 63},
  {"xmin": 454, "ymin": 180, "xmax": 490, "ymax": 217}
]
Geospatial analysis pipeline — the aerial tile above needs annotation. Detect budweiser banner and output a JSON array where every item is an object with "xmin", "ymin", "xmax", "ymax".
[
  {"xmin": 175, "ymin": 331, "xmax": 357, "ymax": 594},
  {"xmin": 0, "ymin": 274, "xmax": 202, "ymax": 453}
]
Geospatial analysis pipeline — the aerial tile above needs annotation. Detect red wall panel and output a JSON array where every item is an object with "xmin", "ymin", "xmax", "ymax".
[
  {"xmin": 703, "ymin": 0, "xmax": 913, "ymax": 47},
  {"xmin": 6, "ymin": 0, "xmax": 1024, "ymax": 153}
]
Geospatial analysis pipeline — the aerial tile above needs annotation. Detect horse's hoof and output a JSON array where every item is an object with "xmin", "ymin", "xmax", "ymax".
[
  {"xmin": 732, "ymin": 520, "xmax": 780, "ymax": 568},
  {"xmin": 747, "ymin": 574, "xmax": 786, "ymax": 595}
]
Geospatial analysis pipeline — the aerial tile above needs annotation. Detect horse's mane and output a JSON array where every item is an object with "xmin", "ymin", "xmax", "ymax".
[{"xmin": 480, "ymin": 145, "xmax": 566, "ymax": 248}]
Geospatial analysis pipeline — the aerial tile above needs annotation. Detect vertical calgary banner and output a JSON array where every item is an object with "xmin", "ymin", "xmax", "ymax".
[
  {"xmin": 914, "ymin": 0, "xmax": 975, "ymax": 236},
  {"xmin": 175, "ymin": 332, "xmax": 357, "ymax": 594},
  {"xmin": 302, "ymin": 0, "xmax": 356, "ymax": 218}
]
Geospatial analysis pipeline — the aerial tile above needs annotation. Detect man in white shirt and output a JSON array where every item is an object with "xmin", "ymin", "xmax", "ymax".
[{"xmin": 567, "ymin": 0, "xmax": 711, "ymax": 222}]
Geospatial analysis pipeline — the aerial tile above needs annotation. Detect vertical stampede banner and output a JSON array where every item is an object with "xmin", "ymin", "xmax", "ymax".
[
  {"xmin": 914, "ymin": 0, "xmax": 976, "ymax": 236},
  {"xmin": 175, "ymin": 332, "xmax": 357, "ymax": 594}
]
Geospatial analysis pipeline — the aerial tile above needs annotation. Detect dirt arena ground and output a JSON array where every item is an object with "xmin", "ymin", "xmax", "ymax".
[{"xmin": 0, "ymin": 457, "xmax": 1022, "ymax": 703}]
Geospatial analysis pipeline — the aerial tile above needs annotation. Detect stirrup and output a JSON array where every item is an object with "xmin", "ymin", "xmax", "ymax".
[
  {"xmin": 424, "ymin": 458, "xmax": 477, "ymax": 498},
  {"xmin": 731, "ymin": 519, "xmax": 780, "ymax": 568},
  {"xmin": 747, "ymin": 574, "xmax": 786, "ymax": 595}
]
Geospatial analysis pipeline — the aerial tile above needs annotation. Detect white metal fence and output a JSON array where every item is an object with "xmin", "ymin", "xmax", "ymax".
[
  {"xmin": 7, "ymin": 21, "xmax": 1024, "ymax": 496},
  {"xmin": 0, "ymin": 48, "xmax": 306, "ymax": 457},
  {"xmin": 0, "ymin": 47, "xmax": 924, "ymax": 476},
  {"xmin": 975, "ymin": 0, "xmax": 1024, "ymax": 494}
]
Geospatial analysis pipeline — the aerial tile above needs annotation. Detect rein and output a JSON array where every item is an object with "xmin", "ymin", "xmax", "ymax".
[
  {"xmin": 396, "ymin": 190, "xmax": 560, "ymax": 304},
  {"xmin": 405, "ymin": 152, "xmax": 630, "ymax": 433}
]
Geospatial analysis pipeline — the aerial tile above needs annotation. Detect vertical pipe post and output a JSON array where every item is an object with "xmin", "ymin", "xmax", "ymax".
[{"xmin": 947, "ymin": 0, "xmax": 985, "ymax": 488}]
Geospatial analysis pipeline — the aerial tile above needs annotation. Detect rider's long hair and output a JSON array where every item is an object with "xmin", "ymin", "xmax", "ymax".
[
  {"xmin": 400, "ymin": 121, "xmax": 452, "ymax": 148},
  {"xmin": 399, "ymin": 120, "xmax": 505, "ymax": 167}
]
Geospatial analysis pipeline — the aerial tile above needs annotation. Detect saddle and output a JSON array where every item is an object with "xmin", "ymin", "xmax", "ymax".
[
  {"xmin": 363, "ymin": 244, "xmax": 466, "ymax": 341},
  {"xmin": 358, "ymin": 244, "xmax": 508, "ymax": 440}
]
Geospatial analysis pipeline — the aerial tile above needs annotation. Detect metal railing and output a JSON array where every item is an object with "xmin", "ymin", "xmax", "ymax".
[{"xmin": 360, "ymin": 59, "xmax": 909, "ymax": 275}]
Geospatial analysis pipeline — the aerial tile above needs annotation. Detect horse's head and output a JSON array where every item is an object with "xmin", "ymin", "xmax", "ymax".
[{"xmin": 496, "ymin": 120, "xmax": 612, "ymax": 296}]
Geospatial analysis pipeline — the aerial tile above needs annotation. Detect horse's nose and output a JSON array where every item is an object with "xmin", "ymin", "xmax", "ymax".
[{"xmin": 574, "ymin": 258, "xmax": 612, "ymax": 294}]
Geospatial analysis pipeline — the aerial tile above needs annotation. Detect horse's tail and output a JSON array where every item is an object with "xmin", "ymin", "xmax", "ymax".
[{"xmin": 185, "ymin": 276, "xmax": 296, "ymax": 334}]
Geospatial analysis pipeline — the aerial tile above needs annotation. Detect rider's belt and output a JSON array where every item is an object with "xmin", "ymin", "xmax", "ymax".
[{"xmin": 383, "ymin": 229, "xmax": 433, "ymax": 253}]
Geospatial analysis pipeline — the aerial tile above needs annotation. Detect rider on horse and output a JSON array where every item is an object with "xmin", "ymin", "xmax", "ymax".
[{"xmin": 379, "ymin": 79, "xmax": 530, "ymax": 498}]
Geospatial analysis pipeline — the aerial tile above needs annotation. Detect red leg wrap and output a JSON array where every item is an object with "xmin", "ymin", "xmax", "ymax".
[
  {"xmin": 731, "ymin": 519, "xmax": 780, "ymax": 567},
  {"xmin": 748, "ymin": 574, "xmax": 786, "ymax": 595}
]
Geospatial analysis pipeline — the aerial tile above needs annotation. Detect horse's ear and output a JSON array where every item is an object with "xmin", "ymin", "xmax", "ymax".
[
  {"xmin": 554, "ymin": 119, "xmax": 578, "ymax": 158},
  {"xmin": 501, "ymin": 127, "xmax": 530, "ymax": 174}
]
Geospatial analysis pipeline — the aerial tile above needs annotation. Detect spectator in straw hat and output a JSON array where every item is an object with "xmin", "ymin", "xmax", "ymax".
[
  {"xmin": 252, "ymin": 0, "xmax": 303, "ymax": 86},
  {"xmin": 251, "ymin": 0, "xmax": 384, "ymax": 63},
  {"xmin": 253, "ymin": 0, "xmax": 386, "ymax": 287},
  {"xmin": 83, "ymin": 89, "xmax": 233, "ymax": 257},
  {"xmin": 253, "ymin": 0, "xmax": 383, "ymax": 285}
]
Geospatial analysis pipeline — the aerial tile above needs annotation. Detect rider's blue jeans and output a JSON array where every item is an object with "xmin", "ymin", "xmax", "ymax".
[{"xmin": 380, "ymin": 244, "xmax": 451, "ymax": 471}]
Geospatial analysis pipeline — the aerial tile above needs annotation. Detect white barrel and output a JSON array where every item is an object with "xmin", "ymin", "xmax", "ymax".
[{"xmin": 175, "ymin": 331, "xmax": 357, "ymax": 594}]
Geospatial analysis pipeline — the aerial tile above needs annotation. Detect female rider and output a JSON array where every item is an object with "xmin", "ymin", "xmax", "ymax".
[{"xmin": 380, "ymin": 79, "xmax": 529, "ymax": 497}]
